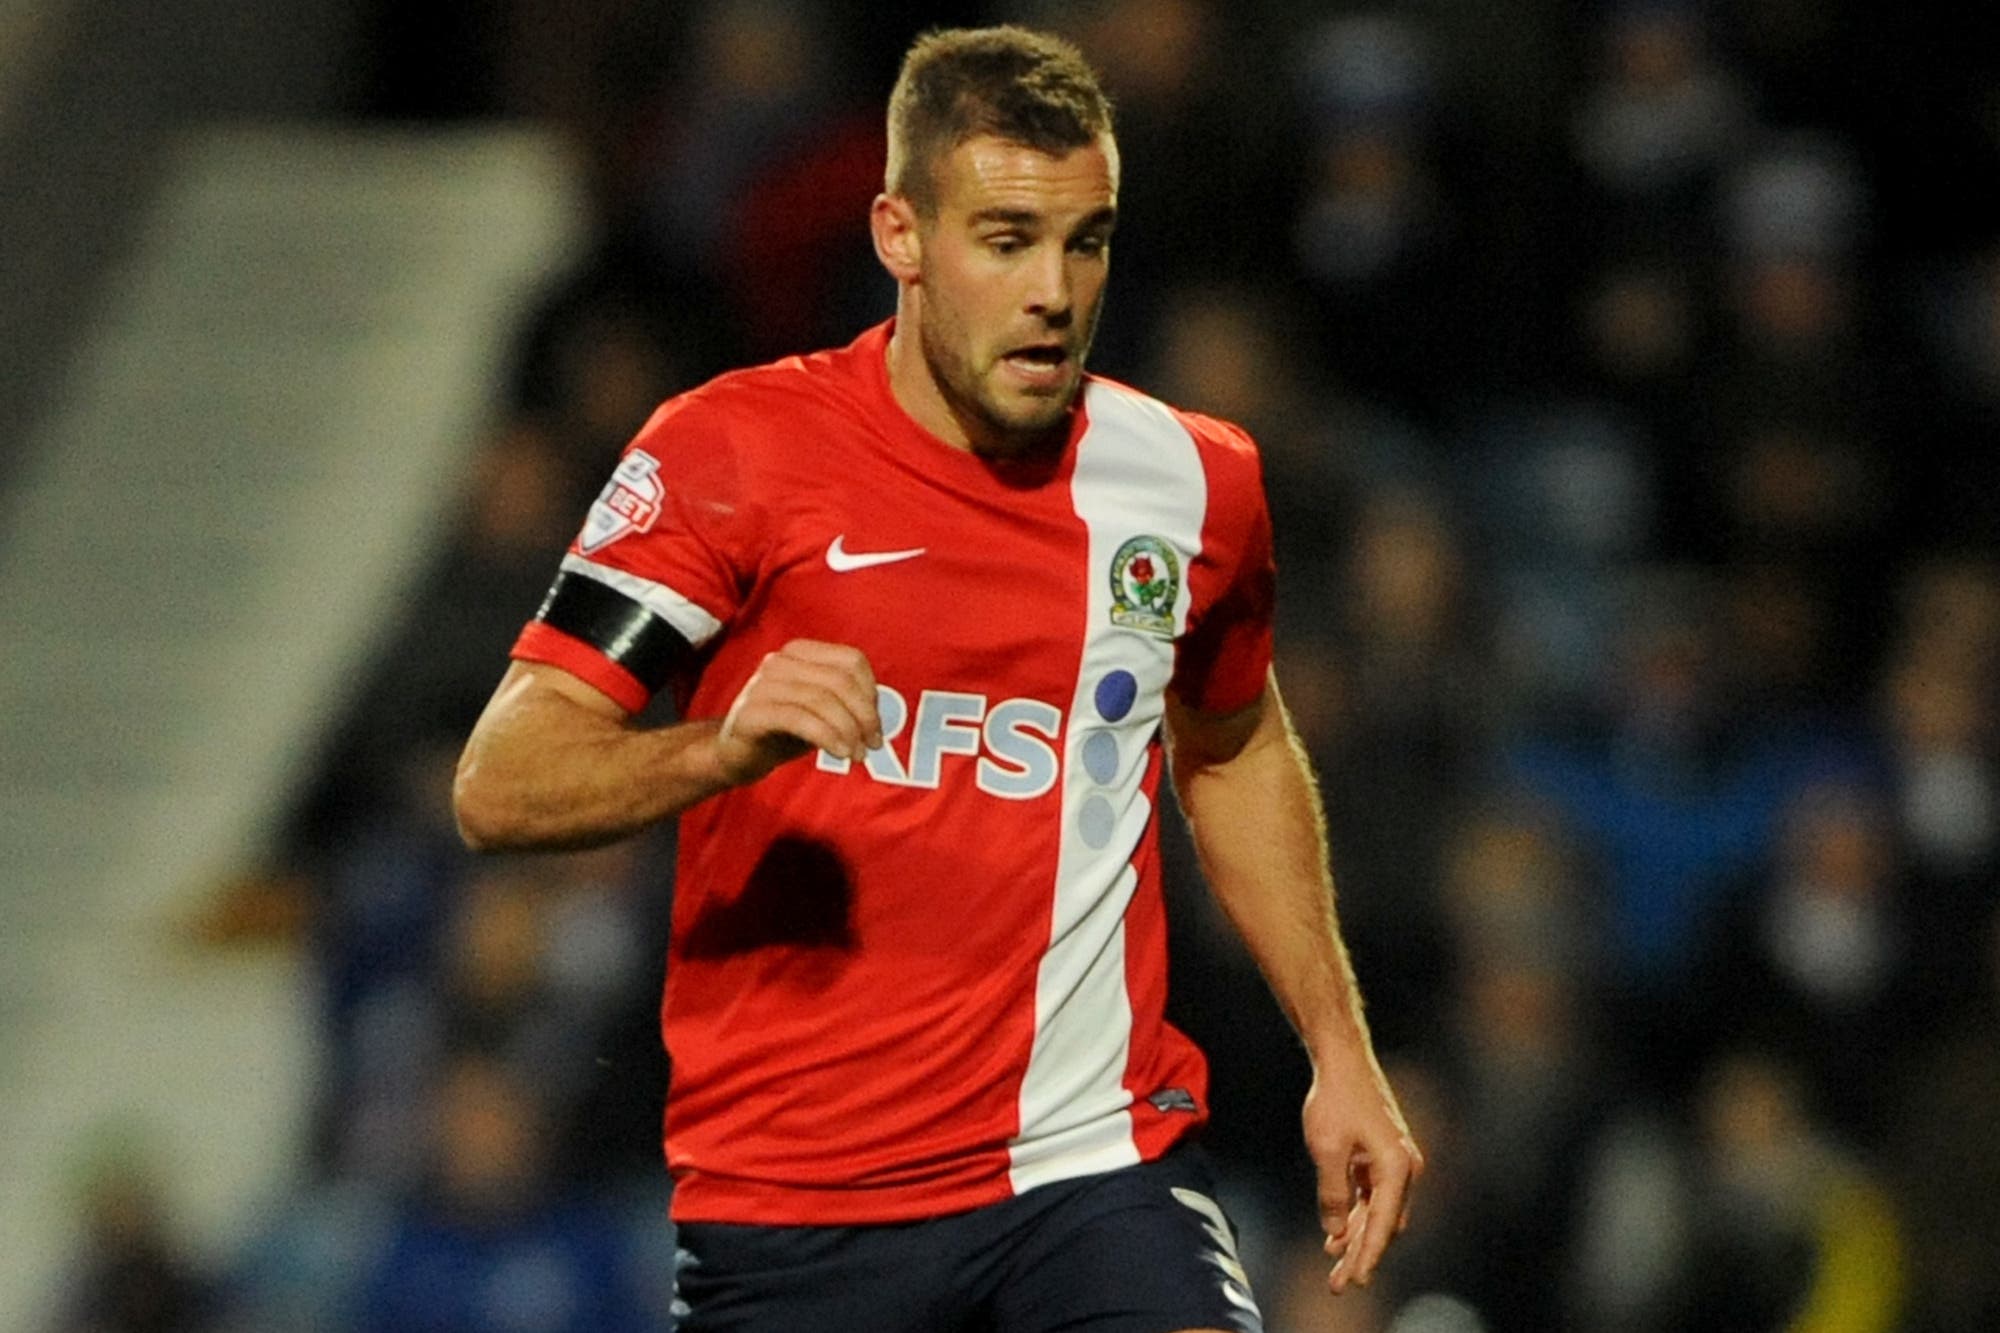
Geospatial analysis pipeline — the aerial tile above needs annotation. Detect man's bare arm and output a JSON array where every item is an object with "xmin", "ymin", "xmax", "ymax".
[
  {"xmin": 1166, "ymin": 673, "xmax": 1422, "ymax": 1294},
  {"xmin": 453, "ymin": 641, "xmax": 882, "ymax": 853}
]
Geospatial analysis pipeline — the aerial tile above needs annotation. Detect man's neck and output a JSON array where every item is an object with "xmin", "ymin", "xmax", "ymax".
[{"xmin": 883, "ymin": 308, "xmax": 979, "ymax": 454}]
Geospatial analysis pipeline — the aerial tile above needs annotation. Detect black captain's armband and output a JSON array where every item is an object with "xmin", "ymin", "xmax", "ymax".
[{"xmin": 534, "ymin": 570, "xmax": 694, "ymax": 693}]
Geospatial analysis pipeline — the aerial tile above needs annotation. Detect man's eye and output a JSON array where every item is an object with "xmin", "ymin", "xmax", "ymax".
[
  {"xmin": 1072, "ymin": 236, "xmax": 1109, "ymax": 257},
  {"xmin": 989, "ymin": 235, "xmax": 1025, "ymax": 255}
]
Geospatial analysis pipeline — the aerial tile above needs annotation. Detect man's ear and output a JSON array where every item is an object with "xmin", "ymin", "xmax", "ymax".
[{"xmin": 871, "ymin": 193, "xmax": 922, "ymax": 284}]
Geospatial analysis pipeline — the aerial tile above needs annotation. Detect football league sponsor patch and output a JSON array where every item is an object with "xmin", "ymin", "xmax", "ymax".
[{"xmin": 579, "ymin": 449, "xmax": 664, "ymax": 553}]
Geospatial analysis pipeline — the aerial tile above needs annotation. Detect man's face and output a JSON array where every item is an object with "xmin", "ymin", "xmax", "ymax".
[{"xmin": 911, "ymin": 134, "xmax": 1118, "ymax": 457}]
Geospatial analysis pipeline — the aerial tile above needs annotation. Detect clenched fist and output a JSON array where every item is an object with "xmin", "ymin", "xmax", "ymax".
[{"xmin": 716, "ymin": 639, "xmax": 885, "ymax": 786}]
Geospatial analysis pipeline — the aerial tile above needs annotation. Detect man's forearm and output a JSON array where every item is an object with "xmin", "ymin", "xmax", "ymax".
[
  {"xmin": 454, "ymin": 665, "xmax": 734, "ymax": 852},
  {"xmin": 1170, "ymin": 689, "xmax": 1383, "ymax": 1081},
  {"xmin": 455, "ymin": 643, "xmax": 881, "ymax": 853}
]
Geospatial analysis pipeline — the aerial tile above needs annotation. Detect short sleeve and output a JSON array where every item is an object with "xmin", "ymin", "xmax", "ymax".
[
  {"xmin": 1170, "ymin": 415, "xmax": 1276, "ymax": 716},
  {"xmin": 511, "ymin": 390, "xmax": 762, "ymax": 711}
]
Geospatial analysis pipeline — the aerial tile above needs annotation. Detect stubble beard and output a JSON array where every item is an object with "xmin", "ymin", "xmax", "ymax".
[{"xmin": 918, "ymin": 300, "xmax": 1099, "ymax": 461}]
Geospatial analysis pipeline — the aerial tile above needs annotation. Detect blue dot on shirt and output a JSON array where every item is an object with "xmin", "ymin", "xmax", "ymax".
[
  {"xmin": 1080, "ymin": 795, "xmax": 1117, "ymax": 849},
  {"xmin": 1081, "ymin": 730, "xmax": 1119, "ymax": 784},
  {"xmin": 1095, "ymin": 670, "xmax": 1138, "ymax": 722}
]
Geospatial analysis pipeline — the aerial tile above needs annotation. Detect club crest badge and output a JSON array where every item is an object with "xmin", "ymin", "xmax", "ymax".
[
  {"xmin": 1109, "ymin": 535, "xmax": 1180, "ymax": 637},
  {"xmin": 579, "ymin": 450, "xmax": 663, "ymax": 553}
]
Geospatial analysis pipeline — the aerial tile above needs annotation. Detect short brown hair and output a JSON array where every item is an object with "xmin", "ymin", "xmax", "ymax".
[{"xmin": 885, "ymin": 25, "xmax": 1115, "ymax": 215}]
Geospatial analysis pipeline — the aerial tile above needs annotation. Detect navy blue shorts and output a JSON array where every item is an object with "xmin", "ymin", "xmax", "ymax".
[{"xmin": 670, "ymin": 1145, "xmax": 1264, "ymax": 1333}]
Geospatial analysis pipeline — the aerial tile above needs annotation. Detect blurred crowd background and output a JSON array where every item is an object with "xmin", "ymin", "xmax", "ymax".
[{"xmin": 33, "ymin": 0, "xmax": 2000, "ymax": 1330}]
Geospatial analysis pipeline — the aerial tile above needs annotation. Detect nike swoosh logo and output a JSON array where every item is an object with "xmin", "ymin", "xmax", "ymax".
[{"xmin": 826, "ymin": 535, "xmax": 926, "ymax": 572}]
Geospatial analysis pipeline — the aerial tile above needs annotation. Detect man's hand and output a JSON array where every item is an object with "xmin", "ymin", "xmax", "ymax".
[
  {"xmin": 1307, "ymin": 1068, "xmax": 1423, "ymax": 1293},
  {"xmin": 716, "ymin": 639, "xmax": 884, "ymax": 785}
]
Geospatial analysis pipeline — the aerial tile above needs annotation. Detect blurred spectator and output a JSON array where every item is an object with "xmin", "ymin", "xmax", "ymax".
[
  {"xmin": 1716, "ymin": 560, "xmax": 1840, "ymax": 721},
  {"xmin": 435, "ymin": 866, "xmax": 608, "ymax": 1114},
  {"xmin": 1437, "ymin": 807, "xmax": 1599, "ymax": 993},
  {"xmin": 484, "ymin": 842, "xmax": 669, "ymax": 1183},
  {"xmin": 1566, "ymin": 1109, "xmax": 1692, "ymax": 1332},
  {"xmin": 1694, "ymin": 777, "xmax": 1918, "ymax": 1141},
  {"xmin": 1723, "ymin": 135, "xmax": 1864, "ymax": 266},
  {"xmin": 1462, "ymin": 401, "xmax": 1656, "ymax": 716},
  {"xmin": 352, "ymin": 1054, "xmax": 661, "ymax": 1332},
  {"xmin": 1709, "ymin": 137, "xmax": 1881, "ymax": 444},
  {"xmin": 1139, "ymin": 282, "xmax": 1464, "ymax": 1057},
  {"xmin": 1713, "ymin": 420, "xmax": 1887, "ymax": 568},
  {"xmin": 213, "ymin": 1182, "xmax": 391, "ymax": 1333},
  {"xmin": 1891, "ymin": 557, "xmax": 2000, "ymax": 687},
  {"xmin": 1578, "ymin": 256, "xmax": 1703, "ymax": 394},
  {"xmin": 1883, "ymin": 651, "xmax": 1998, "ymax": 888},
  {"xmin": 1565, "ymin": 247, "xmax": 1713, "ymax": 556},
  {"xmin": 1572, "ymin": 1, "xmax": 1751, "ymax": 234},
  {"xmin": 1889, "ymin": 906, "xmax": 2000, "ymax": 1332},
  {"xmin": 1504, "ymin": 571, "xmax": 1847, "ymax": 1094},
  {"xmin": 632, "ymin": 0, "xmax": 885, "ymax": 359},
  {"xmin": 1699, "ymin": 415, "xmax": 1896, "ymax": 707},
  {"xmin": 1571, "ymin": 1050, "xmax": 1905, "ymax": 1332},
  {"xmin": 1711, "ymin": 0, "xmax": 1855, "ymax": 126},
  {"xmin": 1460, "ymin": 967, "xmax": 1593, "ymax": 1318},
  {"xmin": 312, "ymin": 737, "xmax": 471, "ymax": 1186},
  {"xmin": 1309, "ymin": 489, "xmax": 1490, "ymax": 1051},
  {"xmin": 1438, "ymin": 952, "xmax": 1604, "ymax": 1328},
  {"xmin": 1142, "ymin": 280, "xmax": 1439, "ymax": 610},
  {"xmin": 1290, "ymin": 15, "xmax": 1466, "ymax": 416},
  {"xmin": 1878, "ymin": 558, "xmax": 2000, "ymax": 1008},
  {"xmin": 288, "ymin": 235, "xmax": 722, "ymax": 867},
  {"xmin": 639, "ymin": 1, "xmax": 840, "ymax": 267},
  {"xmin": 1925, "ymin": 242, "xmax": 2000, "ymax": 424},
  {"xmin": 1144, "ymin": 282, "xmax": 1324, "ymax": 463},
  {"xmin": 1906, "ymin": 243, "xmax": 2000, "ymax": 538},
  {"xmin": 45, "ymin": 1134, "xmax": 217, "ymax": 1333},
  {"xmin": 288, "ymin": 423, "xmax": 586, "ymax": 863},
  {"xmin": 509, "ymin": 261, "xmax": 719, "ymax": 499},
  {"xmin": 313, "ymin": 751, "xmax": 666, "ymax": 1191},
  {"xmin": 1683, "ymin": 1052, "xmax": 1905, "ymax": 1332}
]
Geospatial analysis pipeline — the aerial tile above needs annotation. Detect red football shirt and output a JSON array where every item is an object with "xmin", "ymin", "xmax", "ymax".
[{"xmin": 513, "ymin": 321, "xmax": 1275, "ymax": 1223}]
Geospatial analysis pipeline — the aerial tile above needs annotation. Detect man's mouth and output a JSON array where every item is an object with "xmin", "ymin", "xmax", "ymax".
[
  {"xmin": 999, "ymin": 343, "xmax": 1072, "ymax": 387},
  {"xmin": 1004, "ymin": 344, "xmax": 1069, "ymax": 366}
]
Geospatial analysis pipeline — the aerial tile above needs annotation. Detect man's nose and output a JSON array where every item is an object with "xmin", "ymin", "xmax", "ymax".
[{"xmin": 1023, "ymin": 251, "xmax": 1073, "ymax": 325}]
